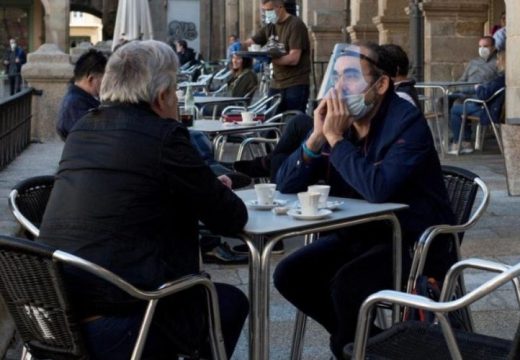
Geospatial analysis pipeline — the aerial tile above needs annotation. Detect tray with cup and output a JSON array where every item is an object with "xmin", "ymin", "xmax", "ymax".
[{"xmin": 247, "ymin": 183, "xmax": 287, "ymax": 210}]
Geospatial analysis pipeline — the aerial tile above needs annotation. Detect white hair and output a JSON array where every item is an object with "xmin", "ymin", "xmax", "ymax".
[{"xmin": 100, "ymin": 40, "xmax": 179, "ymax": 104}]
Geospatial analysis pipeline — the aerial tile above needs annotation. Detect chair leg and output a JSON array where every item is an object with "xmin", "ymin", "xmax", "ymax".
[
  {"xmin": 489, "ymin": 122, "xmax": 504, "ymax": 154},
  {"xmin": 20, "ymin": 346, "xmax": 32, "ymax": 360},
  {"xmin": 475, "ymin": 124, "xmax": 483, "ymax": 151}
]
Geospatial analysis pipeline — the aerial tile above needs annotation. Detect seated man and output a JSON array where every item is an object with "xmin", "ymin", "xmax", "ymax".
[
  {"xmin": 56, "ymin": 49, "xmax": 107, "ymax": 140},
  {"xmin": 448, "ymin": 49, "xmax": 506, "ymax": 154},
  {"xmin": 38, "ymin": 40, "xmax": 248, "ymax": 359},
  {"xmin": 273, "ymin": 42, "xmax": 455, "ymax": 358},
  {"xmin": 451, "ymin": 36, "xmax": 499, "ymax": 101}
]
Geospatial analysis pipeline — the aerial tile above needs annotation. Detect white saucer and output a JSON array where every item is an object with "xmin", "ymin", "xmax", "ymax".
[
  {"xmin": 322, "ymin": 200, "xmax": 344, "ymax": 210},
  {"xmin": 294, "ymin": 200, "xmax": 344, "ymax": 210},
  {"xmin": 237, "ymin": 121, "xmax": 259, "ymax": 126},
  {"xmin": 246, "ymin": 199, "xmax": 287, "ymax": 210},
  {"xmin": 287, "ymin": 208, "xmax": 332, "ymax": 220}
]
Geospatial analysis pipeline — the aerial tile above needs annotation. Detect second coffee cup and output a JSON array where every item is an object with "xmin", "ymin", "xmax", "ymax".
[
  {"xmin": 297, "ymin": 191, "xmax": 321, "ymax": 216},
  {"xmin": 255, "ymin": 183, "xmax": 276, "ymax": 206}
]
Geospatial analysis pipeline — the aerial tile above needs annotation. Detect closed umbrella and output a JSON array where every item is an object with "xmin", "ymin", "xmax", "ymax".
[{"xmin": 112, "ymin": 0, "xmax": 154, "ymax": 51}]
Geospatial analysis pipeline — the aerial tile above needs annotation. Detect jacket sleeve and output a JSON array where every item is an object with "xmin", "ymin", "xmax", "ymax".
[
  {"xmin": 328, "ymin": 123, "xmax": 432, "ymax": 203},
  {"xmin": 476, "ymin": 76, "xmax": 505, "ymax": 101},
  {"xmin": 161, "ymin": 126, "xmax": 248, "ymax": 235},
  {"xmin": 275, "ymin": 146, "xmax": 326, "ymax": 193}
]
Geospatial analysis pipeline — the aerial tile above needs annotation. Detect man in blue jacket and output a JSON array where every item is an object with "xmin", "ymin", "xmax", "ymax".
[
  {"xmin": 273, "ymin": 42, "xmax": 455, "ymax": 358},
  {"xmin": 3, "ymin": 38, "xmax": 26, "ymax": 95},
  {"xmin": 56, "ymin": 49, "xmax": 107, "ymax": 140}
]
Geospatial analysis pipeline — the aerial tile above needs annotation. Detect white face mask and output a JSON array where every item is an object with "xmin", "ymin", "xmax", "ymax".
[
  {"xmin": 264, "ymin": 10, "xmax": 278, "ymax": 24},
  {"xmin": 478, "ymin": 47, "xmax": 490, "ymax": 60},
  {"xmin": 10, "ymin": 43, "xmax": 16, "ymax": 50},
  {"xmin": 343, "ymin": 93, "xmax": 374, "ymax": 121}
]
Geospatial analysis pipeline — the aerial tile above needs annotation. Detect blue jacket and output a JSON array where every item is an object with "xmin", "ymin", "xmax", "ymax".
[
  {"xmin": 56, "ymin": 84, "xmax": 100, "ymax": 140},
  {"xmin": 475, "ymin": 73, "xmax": 505, "ymax": 125},
  {"xmin": 276, "ymin": 92, "xmax": 455, "ymax": 245}
]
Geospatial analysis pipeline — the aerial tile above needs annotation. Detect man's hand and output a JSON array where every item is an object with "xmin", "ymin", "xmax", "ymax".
[
  {"xmin": 218, "ymin": 175, "xmax": 233, "ymax": 189},
  {"xmin": 322, "ymin": 88, "xmax": 352, "ymax": 148}
]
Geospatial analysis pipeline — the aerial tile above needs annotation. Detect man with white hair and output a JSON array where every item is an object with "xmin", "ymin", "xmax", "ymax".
[{"xmin": 38, "ymin": 40, "xmax": 248, "ymax": 359}]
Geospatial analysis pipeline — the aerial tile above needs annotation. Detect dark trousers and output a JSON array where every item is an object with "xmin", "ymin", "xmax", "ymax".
[
  {"xmin": 269, "ymin": 84, "xmax": 310, "ymax": 114},
  {"xmin": 82, "ymin": 283, "xmax": 248, "ymax": 359},
  {"xmin": 8, "ymin": 74, "xmax": 21, "ymax": 95},
  {"xmin": 273, "ymin": 224, "xmax": 394, "ymax": 358}
]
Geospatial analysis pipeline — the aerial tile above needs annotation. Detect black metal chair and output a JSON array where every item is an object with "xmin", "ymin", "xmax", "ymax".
[
  {"xmin": 0, "ymin": 235, "xmax": 227, "ymax": 360},
  {"xmin": 8, "ymin": 175, "xmax": 55, "ymax": 239},
  {"xmin": 290, "ymin": 165, "xmax": 490, "ymax": 359},
  {"xmin": 344, "ymin": 257, "xmax": 520, "ymax": 359}
]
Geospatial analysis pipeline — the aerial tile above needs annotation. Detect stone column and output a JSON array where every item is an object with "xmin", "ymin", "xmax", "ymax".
[
  {"xmin": 21, "ymin": 44, "xmax": 73, "ymax": 142},
  {"xmin": 502, "ymin": 0, "xmax": 520, "ymax": 195},
  {"xmin": 44, "ymin": 0, "xmax": 70, "ymax": 52},
  {"xmin": 421, "ymin": 1, "xmax": 488, "ymax": 81},
  {"xmin": 239, "ymin": 0, "xmax": 258, "ymax": 40},
  {"xmin": 150, "ymin": 0, "xmax": 168, "ymax": 43},
  {"xmin": 372, "ymin": 0, "xmax": 409, "ymax": 47},
  {"xmin": 302, "ymin": 0, "xmax": 344, "ymax": 60},
  {"xmin": 347, "ymin": 0, "xmax": 379, "ymax": 42}
]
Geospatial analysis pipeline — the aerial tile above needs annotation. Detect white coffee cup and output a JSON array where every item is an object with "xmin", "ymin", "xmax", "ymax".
[
  {"xmin": 298, "ymin": 191, "xmax": 321, "ymax": 216},
  {"xmin": 255, "ymin": 183, "xmax": 276, "ymax": 206},
  {"xmin": 249, "ymin": 44, "xmax": 261, "ymax": 51},
  {"xmin": 241, "ymin": 111, "xmax": 256, "ymax": 123},
  {"xmin": 308, "ymin": 185, "xmax": 331, "ymax": 208}
]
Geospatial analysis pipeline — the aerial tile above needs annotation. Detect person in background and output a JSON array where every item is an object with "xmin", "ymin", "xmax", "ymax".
[
  {"xmin": 243, "ymin": 0, "xmax": 311, "ymax": 113},
  {"xmin": 3, "ymin": 38, "xmax": 26, "ymax": 95},
  {"xmin": 38, "ymin": 40, "xmax": 249, "ymax": 359},
  {"xmin": 491, "ymin": 11, "xmax": 506, "ymax": 35},
  {"xmin": 226, "ymin": 34, "xmax": 241, "ymax": 63},
  {"xmin": 454, "ymin": 36, "xmax": 499, "ymax": 99},
  {"xmin": 381, "ymin": 43, "xmax": 420, "ymax": 108},
  {"xmin": 175, "ymin": 39, "xmax": 196, "ymax": 67},
  {"xmin": 273, "ymin": 42, "xmax": 455, "ymax": 358},
  {"xmin": 56, "ymin": 49, "xmax": 107, "ymax": 140},
  {"xmin": 493, "ymin": 14, "xmax": 506, "ymax": 52},
  {"xmin": 228, "ymin": 53, "xmax": 258, "ymax": 97},
  {"xmin": 448, "ymin": 49, "xmax": 506, "ymax": 155}
]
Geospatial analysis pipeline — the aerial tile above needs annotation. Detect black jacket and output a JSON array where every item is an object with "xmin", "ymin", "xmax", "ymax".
[
  {"xmin": 56, "ymin": 84, "xmax": 99, "ymax": 140},
  {"xmin": 39, "ymin": 102, "xmax": 248, "ymax": 316}
]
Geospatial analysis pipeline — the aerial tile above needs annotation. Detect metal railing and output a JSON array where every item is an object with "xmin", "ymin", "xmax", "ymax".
[{"xmin": 0, "ymin": 88, "xmax": 32, "ymax": 170}]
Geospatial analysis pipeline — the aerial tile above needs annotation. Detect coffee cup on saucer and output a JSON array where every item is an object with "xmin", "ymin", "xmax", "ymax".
[
  {"xmin": 307, "ymin": 185, "xmax": 331, "ymax": 208},
  {"xmin": 248, "ymin": 44, "xmax": 261, "ymax": 52},
  {"xmin": 241, "ymin": 111, "xmax": 256, "ymax": 123},
  {"xmin": 255, "ymin": 183, "xmax": 276, "ymax": 206},
  {"xmin": 297, "ymin": 191, "xmax": 321, "ymax": 216}
]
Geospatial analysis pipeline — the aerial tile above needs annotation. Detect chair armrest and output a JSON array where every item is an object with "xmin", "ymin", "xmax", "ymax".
[
  {"xmin": 236, "ymin": 137, "xmax": 280, "ymax": 161},
  {"xmin": 440, "ymin": 258, "xmax": 520, "ymax": 304},
  {"xmin": 221, "ymin": 105, "xmax": 247, "ymax": 115},
  {"xmin": 8, "ymin": 189, "xmax": 40, "ymax": 238},
  {"xmin": 353, "ymin": 259, "xmax": 520, "ymax": 359},
  {"xmin": 53, "ymin": 250, "xmax": 214, "ymax": 301}
]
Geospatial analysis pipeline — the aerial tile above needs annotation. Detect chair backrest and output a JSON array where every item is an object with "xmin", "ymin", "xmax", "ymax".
[
  {"xmin": 0, "ymin": 235, "xmax": 87, "ymax": 359},
  {"xmin": 8, "ymin": 175, "xmax": 55, "ymax": 239},
  {"xmin": 442, "ymin": 165, "xmax": 480, "ymax": 231}
]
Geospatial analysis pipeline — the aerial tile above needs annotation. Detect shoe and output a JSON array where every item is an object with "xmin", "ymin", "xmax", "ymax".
[
  {"xmin": 233, "ymin": 157, "xmax": 270, "ymax": 178},
  {"xmin": 226, "ymin": 172, "xmax": 252, "ymax": 189},
  {"xmin": 202, "ymin": 242, "xmax": 249, "ymax": 265},
  {"xmin": 232, "ymin": 241, "xmax": 285, "ymax": 255},
  {"xmin": 460, "ymin": 141, "xmax": 474, "ymax": 154},
  {"xmin": 447, "ymin": 141, "xmax": 474, "ymax": 155}
]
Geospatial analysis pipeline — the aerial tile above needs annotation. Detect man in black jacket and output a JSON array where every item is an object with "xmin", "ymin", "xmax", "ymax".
[{"xmin": 39, "ymin": 40, "xmax": 248, "ymax": 359}]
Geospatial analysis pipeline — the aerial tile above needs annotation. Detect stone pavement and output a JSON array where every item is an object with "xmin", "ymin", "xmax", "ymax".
[{"xmin": 1, "ymin": 140, "xmax": 519, "ymax": 359}]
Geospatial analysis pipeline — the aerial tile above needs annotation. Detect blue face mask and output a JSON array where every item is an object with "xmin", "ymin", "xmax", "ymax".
[
  {"xmin": 341, "ymin": 79, "xmax": 379, "ymax": 121},
  {"xmin": 264, "ymin": 10, "xmax": 278, "ymax": 24}
]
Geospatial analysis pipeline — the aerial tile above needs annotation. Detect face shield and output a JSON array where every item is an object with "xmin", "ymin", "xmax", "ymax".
[
  {"xmin": 317, "ymin": 44, "xmax": 380, "ymax": 120},
  {"xmin": 317, "ymin": 44, "xmax": 378, "ymax": 99}
]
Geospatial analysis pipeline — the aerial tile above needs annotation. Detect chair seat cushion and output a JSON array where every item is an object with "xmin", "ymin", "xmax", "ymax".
[{"xmin": 343, "ymin": 321, "xmax": 511, "ymax": 360}]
